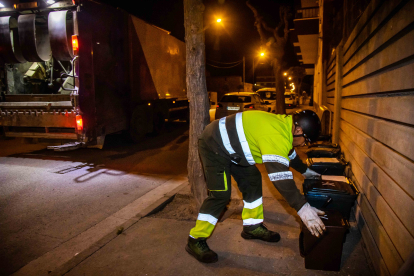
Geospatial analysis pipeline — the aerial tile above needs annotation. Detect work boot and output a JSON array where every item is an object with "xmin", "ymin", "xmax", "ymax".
[
  {"xmin": 185, "ymin": 237, "xmax": 218, "ymax": 263},
  {"xmin": 241, "ymin": 223, "xmax": 281, "ymax": 242}
]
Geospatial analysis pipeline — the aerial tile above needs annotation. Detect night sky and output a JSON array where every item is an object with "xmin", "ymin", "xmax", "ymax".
[{"xmin": 99, "ymin": 0, "xmax": 298, "ymax": 82}]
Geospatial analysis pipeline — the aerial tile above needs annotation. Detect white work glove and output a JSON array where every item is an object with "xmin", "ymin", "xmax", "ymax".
[
  {"xmin": 302, "ymin": 168, "xmax": 320, "ymax": 179},
  {"xmin": 297, "ymin": 203, "xmax": 326, "ymax": 237}
]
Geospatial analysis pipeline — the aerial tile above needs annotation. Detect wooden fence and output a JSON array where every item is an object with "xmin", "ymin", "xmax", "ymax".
[{"xmin": 325, "ymin": 0, "xmax": 414, "ymax": 274}]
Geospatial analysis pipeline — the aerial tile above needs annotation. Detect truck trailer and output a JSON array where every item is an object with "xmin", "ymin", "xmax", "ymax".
[{"xmin": 0, "ymin": 0, "xmax": 188, "ymax": 150}]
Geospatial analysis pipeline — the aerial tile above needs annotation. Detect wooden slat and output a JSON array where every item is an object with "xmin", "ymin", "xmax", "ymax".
[
  {"xmin": 341, "ymin": 109, "xmax": 414, "ymax": 164},
  {"xmin": 355, "ymin": 205, "xmax": 392, "ymax": 276},
  {"xmin": 327, "ymin": 103, "xmax": 334, "ymax": 112},
  {"xmin": 326, "ymin": 97, "xmax": 334, "ymax": 105},
  {"xmin": 328, "ymin": 53, "xmax": 336, "ymax": 69},
  {"xmin": 339, "ymin": 136, "xmax": 414, "ymax": 261},
  {"xmin": 327, "ymin": 60, "xmax": 336, "ymax": 75},
  {"xmin": 327, "ymin": 68, "xmax": 335, "ymax": 80},
  {"xmin": 341, "ymin": 94, "xmax": 414, "ymax": 125},
  {"xmin": 327, "ymin": 73, "xmax": 336, "ymax": 85},
  {"xmin": 343, "ymin": 28, "xmax": 414, "ymax": 86},
  {"xmin": 340, "ymin": 123, "xmax": 414, "ymax": 237},
  {"xmin": 342, "ymin": 61, "xmax": 414, "ymax": 97},
  {"xmin": 328, "ymin": 58, "xmax": 336, "ymax": 72},
  {"xmin": 343, "ymin": 0, "xmax": 407, "ymax": 67},
  {"xmin": 326, "ymin": 82, "xmax": 335, "ymax": 92},
  {"xmin": 343, "ymin": 0, "xmax": 384, "ymax": 54},
  {"xmin": 357, "ymin": 193, "xmax": 403, "ymax": 274},
  {"xmin": 326, "ymin": 91, "xmax": 335, "ymax": 98}
]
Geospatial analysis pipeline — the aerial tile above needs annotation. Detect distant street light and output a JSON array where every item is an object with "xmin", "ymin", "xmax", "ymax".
[
  {"xmin": 253, "ymin": 51, "xmax": 265, "ymax": 88},
  {"xmin": 216, "ymin": 18, "xmax": 222, "ymax": 23},
  {"xmin": 288, "ymin": 77, "xmax": 292, "ymax": 80},
  {"xmin": 283, "ymin": 72, "xmax": 287, "ymax": 76}
]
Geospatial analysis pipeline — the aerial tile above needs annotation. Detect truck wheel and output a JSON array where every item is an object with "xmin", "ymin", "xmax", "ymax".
[
  {"xmin": 130, "ymin": 105, "xmax": 152, "ymax": 142},
  {"xmin": 153, "ymin": 112, "xmax": 165, "ymax": 134}
]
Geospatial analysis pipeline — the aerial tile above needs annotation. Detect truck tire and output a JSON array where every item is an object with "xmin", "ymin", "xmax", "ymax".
[
  {"xmin": 130, "ymin": 105, "xmax": 153, "ymax": 142},
  {"xmin": 152, "ymin": 111, "xmax": 165, "ymax": 134}
]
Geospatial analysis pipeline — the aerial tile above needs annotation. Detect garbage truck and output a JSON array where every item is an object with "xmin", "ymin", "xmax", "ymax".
[{"xmin": 0, "ymin": 0, "xmax": 188, "ymax": 150}]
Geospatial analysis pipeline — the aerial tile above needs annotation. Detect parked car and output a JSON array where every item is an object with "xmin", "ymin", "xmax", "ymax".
[
  {"xmin": 256, "ymin": 87, "xmax": 277, "ymax": 113},
  {"xmin": 215, "ymin": 92, "xmax": 269, "ymax": 120},
  {"xmin": 285, "ymin": 92, "xmax": 297, "ymax": 108}
]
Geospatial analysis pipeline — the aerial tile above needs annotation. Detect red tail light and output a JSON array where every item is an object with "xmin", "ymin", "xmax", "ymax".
[
  {"xmin": 244, "ymin": 104, "xmax": 254, "ymax": 109},
  {"xmin": 216, "ymin": 103, "xmax": 223, "ymax": 108},
  {"xmin": 72, "ymin": 35, "xmax": 79, "ymax": 55},
  {"xmin": 76, "ymin": 115, "xmax": 83, "ymax": 131}
]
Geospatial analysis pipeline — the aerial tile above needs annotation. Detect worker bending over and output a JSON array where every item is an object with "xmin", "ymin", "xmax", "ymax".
[{"xmin": 186, "ymin": 110, "xmax": 326, "ymax": 263}]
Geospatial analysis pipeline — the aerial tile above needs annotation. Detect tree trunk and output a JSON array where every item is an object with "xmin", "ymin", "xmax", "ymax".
[
  {"xmin": 273, "ymin": 60, "xmax": 286, "ymax": 114},
  {"xmin": 184, "ymin": 0, "xmax": 209, "ymax": 209}
]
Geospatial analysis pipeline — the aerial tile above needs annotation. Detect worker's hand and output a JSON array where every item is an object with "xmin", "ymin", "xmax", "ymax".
[
  {"xmin": 302, "ymin": 168, "xmax": 320, "ymax": 179},
  {"xmin": 297, "ymin": 203, "xmax": 326, "ymax": 237}
]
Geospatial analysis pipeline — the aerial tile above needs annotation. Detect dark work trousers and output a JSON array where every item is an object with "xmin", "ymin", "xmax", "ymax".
[{"xmin": 189, "ymin": 138, "xmax": 263, "ymax": 239}]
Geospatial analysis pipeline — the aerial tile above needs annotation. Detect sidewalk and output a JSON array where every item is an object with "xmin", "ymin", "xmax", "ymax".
[
  {"xmin": 57, "ymin": 164, "xmax": 373, "ymax": 276},
  {"xmin": 11, "ymin": 147, "xmax": 374, "ymax": 276}
]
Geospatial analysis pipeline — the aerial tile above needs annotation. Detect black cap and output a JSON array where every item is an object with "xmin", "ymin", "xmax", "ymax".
[{"xmin": 293, "ymin": 110, "xmax": 321, "ymax": 142}]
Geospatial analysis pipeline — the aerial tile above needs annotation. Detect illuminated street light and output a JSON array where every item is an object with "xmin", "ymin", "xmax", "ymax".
[
  {"xmin": 288, "ymin": 77, "xmax": 292, "ymax": 80},
  {"xmin": 253, "ymin": 49, "xmax": 266, "ymax": 86},
  {"xmin": 283, "ymin": 72, "xmax": 287, "ymax": 76},
  {"xmin": 216, "ymin": 18, "xmax": 222, "ymax": 23}
]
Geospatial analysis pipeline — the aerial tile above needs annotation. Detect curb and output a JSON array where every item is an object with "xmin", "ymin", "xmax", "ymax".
[
  {"xmin": 51, "ymin": 182, "xmax": 189, "ymax": 276},
  {"xmin": 13, "ymin": 177, "xmax": 189, "ymax": 276}
]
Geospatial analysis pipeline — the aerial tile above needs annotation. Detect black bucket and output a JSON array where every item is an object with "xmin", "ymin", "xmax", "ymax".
[{"xmin": 299, "ymin": 210, "xmax": 349, "ymax": 271}]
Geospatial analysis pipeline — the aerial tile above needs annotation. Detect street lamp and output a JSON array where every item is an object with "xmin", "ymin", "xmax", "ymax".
[
  {"xmin": 252, "ymin": 51, "xmax": 265, "ymax": 89},
  {"xmin": 216, "ymin": 18, "xmax": 222, "ymax": 23},
  {"xmin": 283, "ymin": 72, "xmax": 287, "ymax": 76},
  {"xmin": 288, "ymin": 76, "xmax": 292, "ymax": 80}
]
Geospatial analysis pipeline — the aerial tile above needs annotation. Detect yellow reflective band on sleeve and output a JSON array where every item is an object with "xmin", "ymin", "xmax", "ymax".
[
  {"xmin": 209, "ymin": 171, "xmax": 228, "ymax": 192},
  {"xmin": 189, "ymin": 220, "xmax": 216, "ymax": 239},
  {"xmin": 242, "ymin": 204, "xmax": 264, "ymax": 223}
]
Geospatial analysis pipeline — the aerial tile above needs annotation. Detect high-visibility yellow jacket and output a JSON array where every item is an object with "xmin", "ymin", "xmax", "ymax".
[{"xmin": 200, "ymin": 110, "xmax": 307, "ymax": 211}]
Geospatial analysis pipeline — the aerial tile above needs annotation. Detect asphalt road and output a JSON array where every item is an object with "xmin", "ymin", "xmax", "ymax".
[{"xmin": 0, "ymin": 122, "xmax": 189, "ymax": 276}]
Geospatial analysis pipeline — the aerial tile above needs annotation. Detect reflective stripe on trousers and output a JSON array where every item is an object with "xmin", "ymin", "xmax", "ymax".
[{"xmin": 242, "ymin": 197, "xmax": 264, "ymax": 225}]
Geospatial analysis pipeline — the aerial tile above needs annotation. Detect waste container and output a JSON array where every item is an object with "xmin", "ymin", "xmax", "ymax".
[
  {"xmin": 305, "ymin": 147, "xmax": 341, "ymax": 158},
  {"xmin": 303, "ymin": 177, "xmax": 359, "ymax": 220},
  {"xmin": 306, "ymin": 157, "xmax": 348, "ymax": 175},
  {"xmin": 299, "ymin": 210, "xmax": 349, "ymax": 271},
  {"xmin": 309, "ymin": 141, "xmax": 340, "ymax": 150}
]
